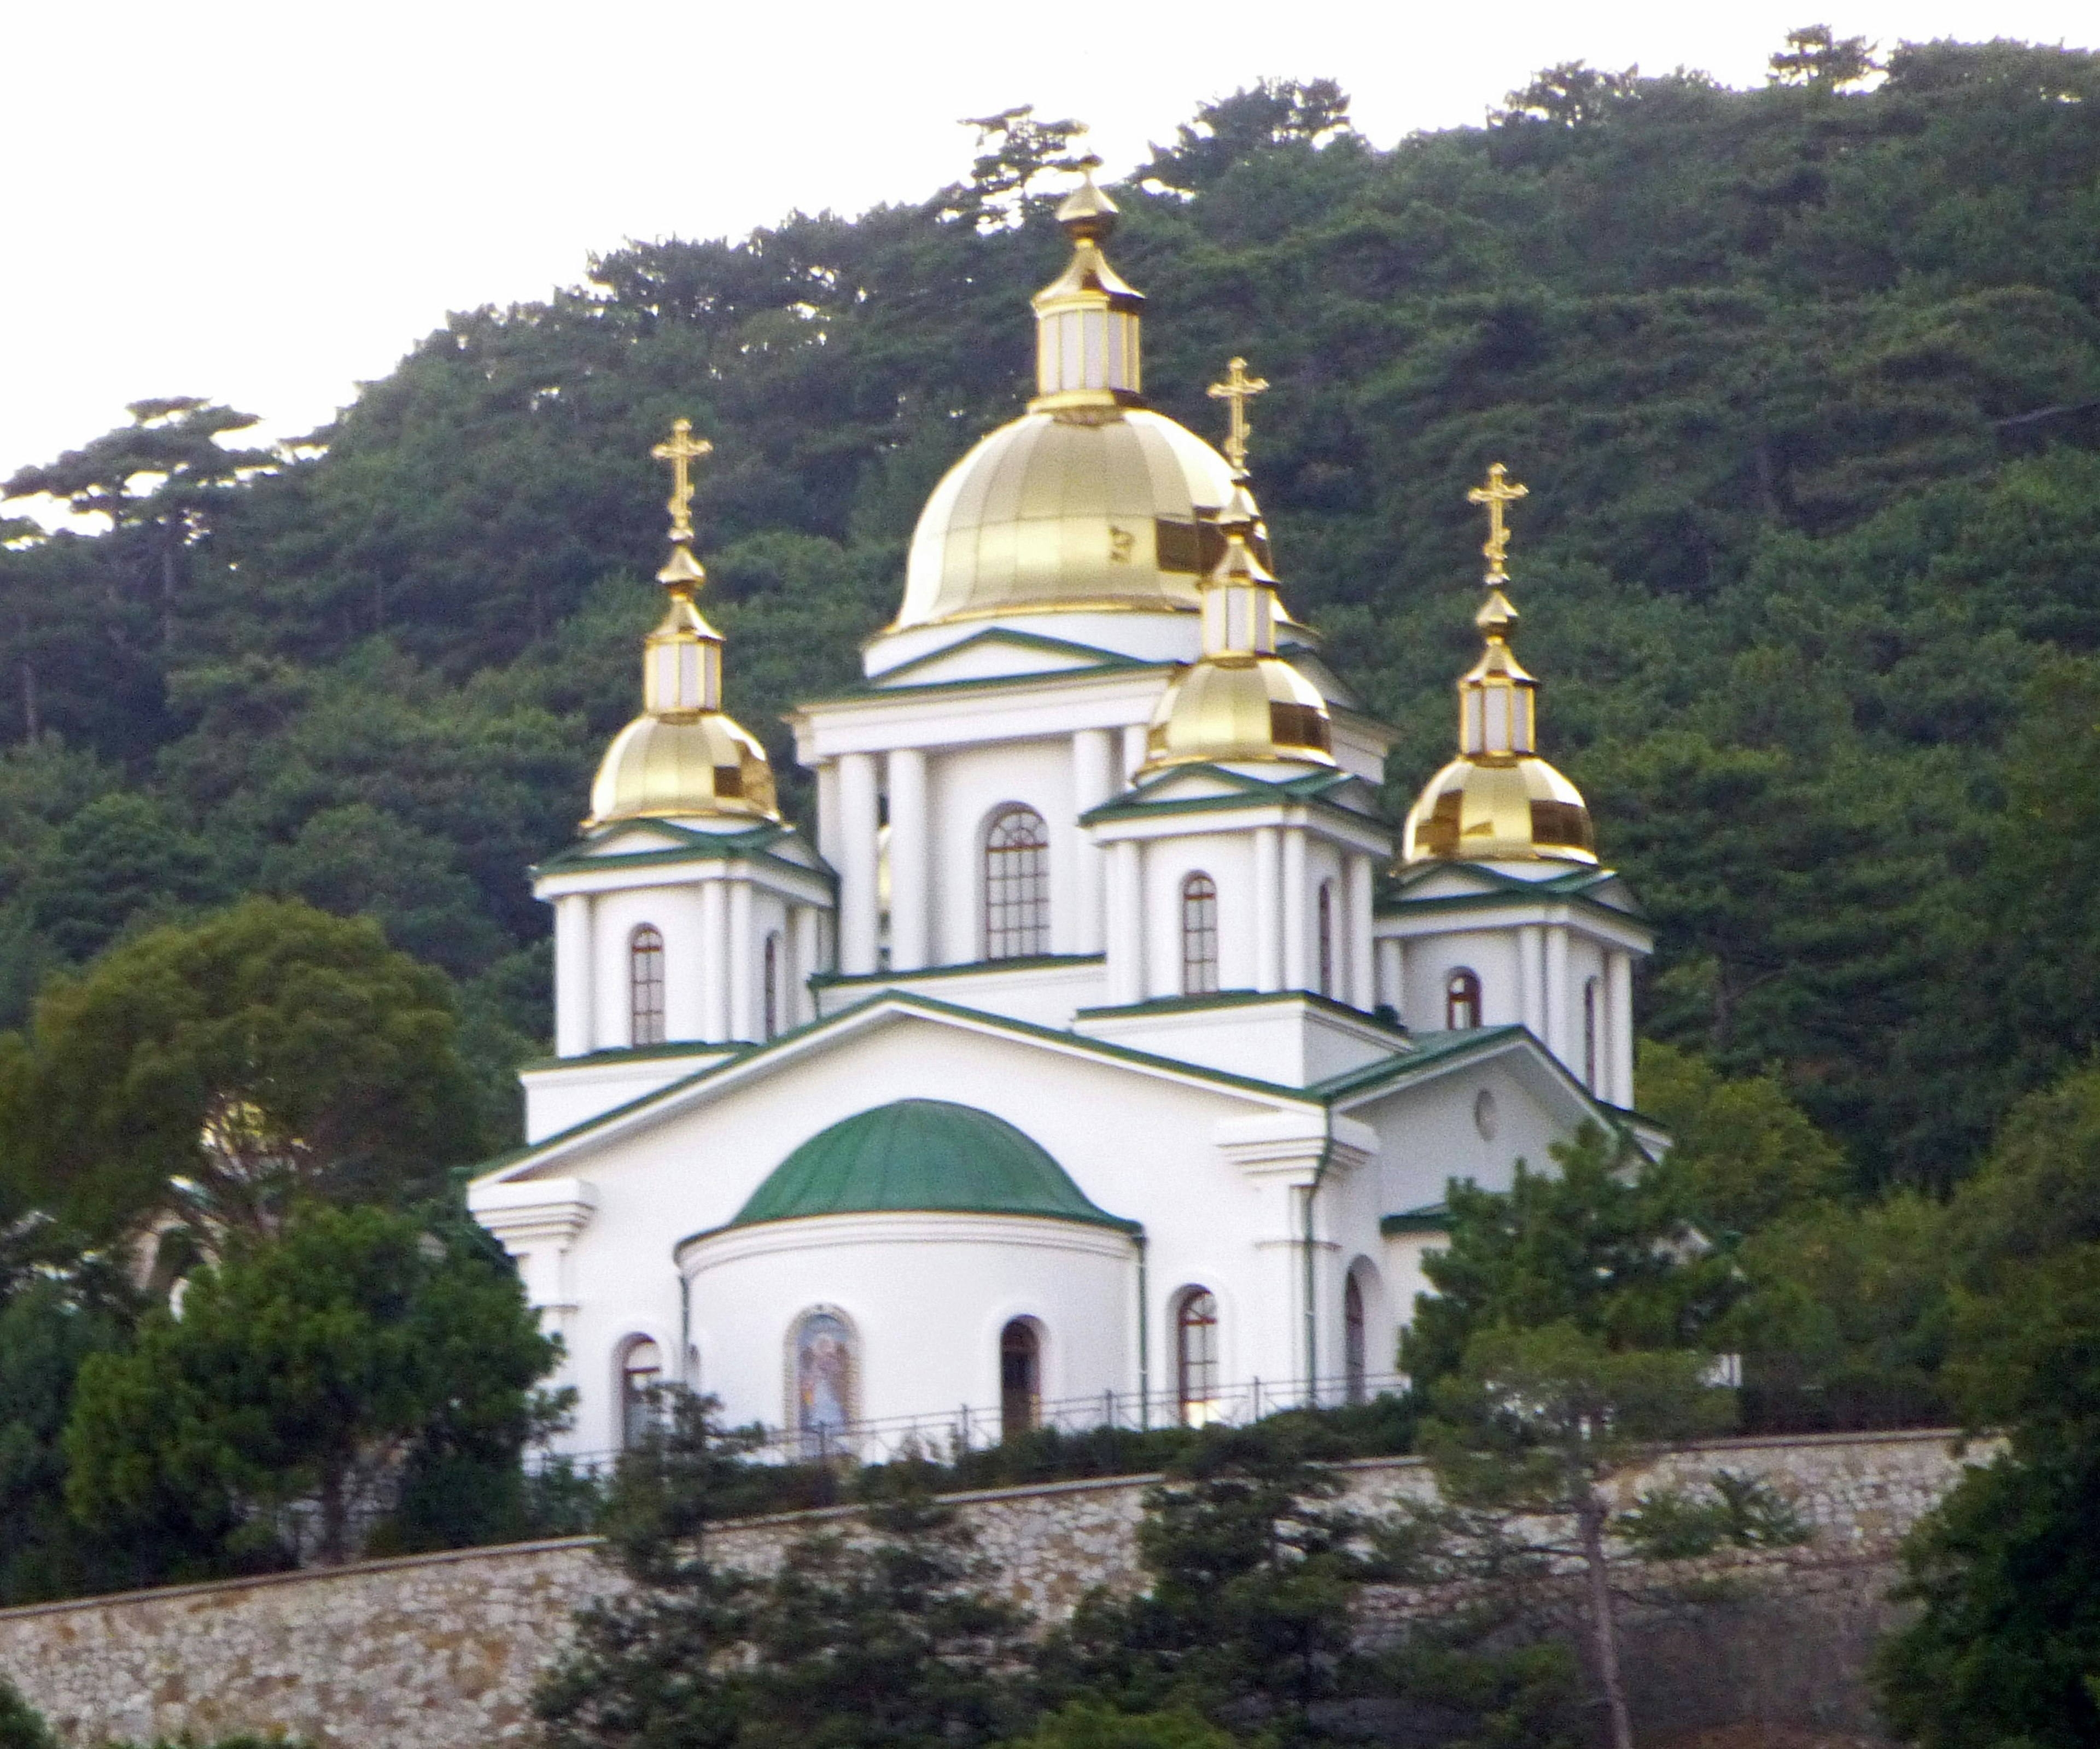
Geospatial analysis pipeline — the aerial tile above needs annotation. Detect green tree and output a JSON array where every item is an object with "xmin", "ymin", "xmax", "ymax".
[
  {"xmin": 1768, "ymin": 25, "xmax": 1880, "ymax": 90},
  {"xmin": 993, "ymin": 1705, "xmax": 1235, "ymax": 1749},
  {"xmin": 539, "ymin": 1394, "xmax": 1028, "ymax": 1749},
  {"xmin": 64, "ymin": 1203, "xmax": 561, "ymax": 1569},
  {"xmin": 1401, "ymin": 1123, "xmax": 1740, "ymax": 1389},
  {"xmin": 0, "ymin": 1680, "xmax": 55, "ymax": 1749},
  {"xmin": 1635, "ymin": 1040, "xmax": 1851, "ymax": 1234},
  {"xmin": 0, "ymin": 897, "xmax": 483, "ymax": 1248},
  {"xmin": 1420, "ymin": 1325, "xmax": 1738, "ymax": 1749}
]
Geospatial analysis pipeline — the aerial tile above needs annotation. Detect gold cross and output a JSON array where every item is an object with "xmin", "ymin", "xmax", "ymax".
[
  {"xmin": 650, "ymin": 417, "xmax": 713, "ymax": 544},
  {"xmin": 1206, "ymin": 356, "xmax": 1269, "ymax": 474},
  {"xmin": 1466, "ymin": 462, "xmax": 1529, "ymax": 581}
]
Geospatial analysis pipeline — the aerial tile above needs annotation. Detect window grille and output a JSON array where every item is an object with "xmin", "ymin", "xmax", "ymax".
[
  {"xmin": 621, "ymin": 1337, "xmax": 662, "ymax": 1448},
  {"xmin": 984, "ymin": 806, "xmax": 1050, "ymax": 959},
  {"xmin": 1181, "ymin": 873, "xmax": 1218, "ymax": 995},
  {"xmin": 1344, "ymin": 1275, "xmax": 1367, "ymax": 1406},
  {"xmin": 763, "ymin": 932, "xmax": 781, "ymax": 1040},
  {"xmin": 1176, "ymin": 1289, "xmax": 1221, "ymax": 1426},
  {"xmin": 1000, "ymin": 1320, "xmax": 1041, "ymax": 1440},
  {"xmin": 1317, "ymin": 882, "xmax": 1335, "ymax": 998},
  {"xmin": 631, "ymin": 926, "xmax": 666, "ymax": 1046}
]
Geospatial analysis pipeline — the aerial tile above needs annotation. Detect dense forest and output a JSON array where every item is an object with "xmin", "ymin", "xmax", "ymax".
[{"xmin": 5, "ymin": 31, "xmax": 2100, "ymax": 1188}]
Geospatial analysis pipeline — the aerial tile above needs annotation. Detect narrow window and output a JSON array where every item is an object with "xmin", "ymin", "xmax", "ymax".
[
  {"xmin": 1000, "ymin": 1320, "xmax": 1041, "ymax": 1441},
  {"xmin": 1343, "ymin": 1275, "xmax": 1367, "ymax": 1405},
  {"xmin": 621, "ymin": 1337, "xmax": 662, "ymax": 1448},
  {"xmin": 763, "ymin": 932, "xmax": 781, "ymax": 1040},
  {"xmin": 1176, "ymin": 1289, "xmax": 1221, "ymax": 1426},
  {"xmin": 794, "ymin": 1310, "xmax": 854, "ymax": 1459},
  {"xmin": 1317, "ymin": 881, "xmax": 1335, "ymax": 998},
  {"xmin": 1181, "ymin": 873, "xmax": 1219, "ymax": 995},
  {"xmin": 630, "ymin": 925, "xmax": 666, "ymax": 1046},
  {"xmin": 1583, "ymin": 977, "xmax": 1600, "ymax": 1092},
  {"xmin": 984, "ymin": 805, "xmax": 1050, "ymax": 959},
  {"xmin": 1446, "ymin": 969, "xmax": 1481, "ymax": 1031}
]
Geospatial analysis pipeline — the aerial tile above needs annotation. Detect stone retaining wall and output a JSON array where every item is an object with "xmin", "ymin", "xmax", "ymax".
[{"xmin": 0, "ymin": 1430, "xmax": 1981, "ymax": 1749}]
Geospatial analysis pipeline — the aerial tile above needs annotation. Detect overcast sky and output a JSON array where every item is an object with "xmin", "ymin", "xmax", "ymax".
[{"xmin": 3, "ymin": 0, "xmax": 2095, "ymax": 510}]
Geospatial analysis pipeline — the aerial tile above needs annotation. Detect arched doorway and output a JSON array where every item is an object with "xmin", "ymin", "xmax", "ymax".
[{"xmin": 1000, "ymin": 1319, "xmax": 1041, "ymax": 1440}]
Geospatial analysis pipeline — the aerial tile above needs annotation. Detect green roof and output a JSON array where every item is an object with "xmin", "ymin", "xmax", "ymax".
[{"xmin": 731, "ymin": 1099, "xmax": 1140, "ymax": 1232}]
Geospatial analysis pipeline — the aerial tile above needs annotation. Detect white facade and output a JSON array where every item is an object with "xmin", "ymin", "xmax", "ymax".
[{"xmin": 471, "ymin": 588, "xmax": 1659, "ymax": 1459}]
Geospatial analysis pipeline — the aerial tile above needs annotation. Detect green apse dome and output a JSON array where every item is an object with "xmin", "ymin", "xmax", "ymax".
[{"xmin": 732, "ymin": 1099, "xmax": 1136, "ymax": 1231}]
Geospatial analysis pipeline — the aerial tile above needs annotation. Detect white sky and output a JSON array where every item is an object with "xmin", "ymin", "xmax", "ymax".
[{"xmin": 3, "ymin": 0, "xmax": 2095, "ymax": 508}]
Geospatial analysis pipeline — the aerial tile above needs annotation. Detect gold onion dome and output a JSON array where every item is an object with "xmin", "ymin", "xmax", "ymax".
[
  {"xmin": 588, "ymin": 421, "xmax": 780, "ymax": 828},
  {"xmin": 891, "ymin": 161, "xmax": 1264, "ymax": 633},
  {"xmin": 1139, "ymin": 486, "xmax": 1335, "ymax": 776},
  {"xmin": 1403, "ymin": 464, "xmax": 1594, "ymax": 865}
]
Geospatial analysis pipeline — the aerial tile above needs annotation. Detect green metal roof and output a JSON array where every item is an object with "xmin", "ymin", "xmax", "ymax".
[{"xmin": 731, "ymin": 1098, "xmax": 1140, "ymax": 1232}]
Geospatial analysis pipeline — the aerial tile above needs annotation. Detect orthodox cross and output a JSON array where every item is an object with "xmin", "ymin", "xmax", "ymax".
[
  {"xmin": 651, "ymin": 418, "xmax": 713, "ymax": 544},
  {"xmin": 1206, "ymin": 357, "xmax": 1269, "ymax": 474},
  {"xmin": 1466, "ymin": 462, "xmax": 1528, "ymax": 581}
]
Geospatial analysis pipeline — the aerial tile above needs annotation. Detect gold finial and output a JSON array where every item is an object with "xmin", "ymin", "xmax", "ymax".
[
  {"xmin": 650, "ymin": 418, "xmax": 713, "ymax": 546},
  {"xmin": 1466, "ymin": 462, "xmax": 1529, "ymax": 582},
  {"xmin": 1055, "ymin": 153, "xmax": 1117, "ymax": 240},
  {"xmin": 1207, "ymin": 357, "xmax": 1269, "ymax": 475}
]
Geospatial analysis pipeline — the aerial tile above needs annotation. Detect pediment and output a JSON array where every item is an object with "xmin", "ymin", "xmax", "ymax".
[{"xmin": 870, "ymin": 629, "xmax": 1139, "ymax": 689}]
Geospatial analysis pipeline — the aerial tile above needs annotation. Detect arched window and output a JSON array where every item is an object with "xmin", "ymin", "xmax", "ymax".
[
  {"xmin": 630, "ymin": 926, "xmax": 666, "ymax": 1046},
  {"xmin": 1176, "ymin": 1289, "xmax": 1221, "ymax": 1427},
  {"xmin": 1445, "ymin": 969, "xmax": 1481, "ymax": 1031},
  {"xmin": 1000, "ymin": 1319, "xmax": 1041, "ymax": 1441},
  {"xmin": 1583, "ymin": 977, "xmax": 1600, "ymax": 1092},
  {"xmin": 984, "ymin": 805, "xmax": 1050, "ymax": 959},
  {"xmin": 620, "ymin": 1337, "xmax": 662, "ymax": 1448},
  {"xmin": 793, "ymin": 1309, "xmax": 854, "ymax": 1459},
  {"xmin": 1317, "ymin": 882, "xmax": 1335, "ymax": 998},
  {"xmin": 763, "ymin": 932, "xmax": 781, "ymax": 1040},
  {"xmin": 1343, "ymin": 1275, "xmax": 1367, "ymax": 1405},
  {"xmin": 1181, "ymin": 873, "xmax": 1219, "ymax": 995}
]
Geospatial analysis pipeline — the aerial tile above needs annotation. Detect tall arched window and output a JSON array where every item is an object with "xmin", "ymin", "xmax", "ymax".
[
  {"xmin": 1176, "ymin": 1288, "xmax": 1221, "ymax": 1426},
  {"xmin": 794, "ymin": 1309, "xmax": 855, "ymax": 1459},
  {"xmin": 620, "ymin": 1337, "xmax": 662, "ymax": 1448},
  {"xmin": 984, "ymin": 805, "xmax": 1050, "ymax": 959},
  {"xmin": 1317, "ymin": 882, "xmax": 1335, "ymax": 998},
  {"xmin": 1583, "ymin": 977, "xmax": 1600, "ymax": 1092},
  {"xmin": 630, "ymin": 925, "xmax": 666, "ymax": 1046},
  {"xmin": 1000, "ymin": 1319, "xmax": 1041, "ymax": 1441},
  {"xmin": 1181, "ymin": 873, "xmax": 1219, "ymax": 995},
  {"xmin": 763, "ymin": 932, "xmax": 782, "ymax": 1040},
  {"xmin": 1446, "ymin": 968, "xmax": 1481, "ymax": 1031},
  {"xmin": 1343, "ymin": 1274, "xmax": 1367, "ymax": 1405}
]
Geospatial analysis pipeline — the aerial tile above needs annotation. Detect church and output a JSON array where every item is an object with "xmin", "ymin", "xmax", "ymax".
[{"xmin": 468, "ymin": 167, "xmax": 1659, "ymax": 1462}]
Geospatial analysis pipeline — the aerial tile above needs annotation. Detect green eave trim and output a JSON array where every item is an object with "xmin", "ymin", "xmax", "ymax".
[
  {"xmin": 812, "ymin": 953, "xmax": 1103, "ymax": 989},
  {"xmin": 1076, "ymin": 987, "xmax": 1403, "ymax": 1031},
  {"xmin": 1082, "ymin": 768, "xmax": 1379, "ymax": 829},
  {"xmin": 1381, "ymin": 1205, "xmax": 1449, "ymax": 1235},
  {"xmin": 1310, "ymin": 1025, "xmax": 1529, "ymax": 1099},
  {"xmin": 1378, "ymin": 886, "xmax": 1646, "ymax": 927},
  {"xmin": 471, "ymin": 986, "xmax": 1318, "ymax": 1179},
  {"xmin": 521, "ymin": 1040, "xmax": 746, "ymax": 1072},
  {"xmin": 801, "ymin": 651, "xmax": 1164, "ymax": 709},
  {"xmin": 534, "ymin": 820, "xmax": 836, "ymax": 885}
]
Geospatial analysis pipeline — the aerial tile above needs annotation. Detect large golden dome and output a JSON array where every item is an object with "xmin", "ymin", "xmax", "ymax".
[
  {"xmin": 590, "ymin": 712, "xmax": 779, "ymax": 827},
  {"xmin": 894, "ymin": 409, "xmax": 1242, "ymax": 632}
]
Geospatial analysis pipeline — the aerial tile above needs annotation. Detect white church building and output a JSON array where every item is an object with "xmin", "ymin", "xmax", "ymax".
[{"xmin": 468, "ymin": 170, "xmax": 1659, "ymax": 1461}]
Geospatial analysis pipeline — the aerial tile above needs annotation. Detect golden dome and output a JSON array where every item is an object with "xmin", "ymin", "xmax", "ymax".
[
  {"xmin": 894, "ymin": 409, "xmax": 1244, "ymax": 631},
  {"xmin": 590, "ymin": 712, "xmax": 778, "ymax": 827},
  {"xmin": 1403, "ymin": 755, "xmax": 1594, "ymax": 864},
  {"xmin": 1139, "ymin": 506, "xmax": 1334, "ymax": 776},
  {"xmin": 587, "ymin": 425, "xmax": 780, "ymax": 829},
  {"xmin": 1402, "ymin": 463, "xmax": 1595, "ymax": 866}
]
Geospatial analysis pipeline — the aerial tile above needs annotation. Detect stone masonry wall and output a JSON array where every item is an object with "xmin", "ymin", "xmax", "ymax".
[{"xmin": 0, "ymin": 1430, "xmax": 1982, "ymax": 1749}]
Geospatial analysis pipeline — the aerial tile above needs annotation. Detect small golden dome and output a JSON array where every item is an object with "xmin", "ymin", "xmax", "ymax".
[
  {"xmin": 587, "ymin": 420, "xmax": 781, "ymax": 829},
  {"xmin": 590, "ymin": 713, "xmax": 778, "ymax": 828},
  {"xmin": 892, "ymin": 409, "xmax": 1245, "ymax": 632},
  {"xmin": 1402, "ymin": 462, "xmax": 1595, "ymax": 866},
  {"xmin": 1403, "ymin": 756, "xmax": 1594, "ymax": 865},
  {"xmin": 1142, "ymin": 655, "xmax": 1335, "ymax": 772}
]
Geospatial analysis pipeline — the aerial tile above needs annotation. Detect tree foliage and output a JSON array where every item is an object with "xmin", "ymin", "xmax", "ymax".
[{"xmin": 63, "ymin": 1202, "xmax": 561, "ymax": 1569}]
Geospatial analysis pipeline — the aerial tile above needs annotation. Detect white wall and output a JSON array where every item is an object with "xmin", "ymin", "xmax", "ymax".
[
  {"xmin": 682, "ymin": 1212, "xmax": 1134, "ymax": 1438},
  {"xmin": 926, "ymin": 740, "xmax": 1079, "ymax": 963}
]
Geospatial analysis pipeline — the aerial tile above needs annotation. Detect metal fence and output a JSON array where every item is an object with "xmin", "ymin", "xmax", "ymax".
[{"xmin": 539, "ymin": 1370, "xmax": 1411, "ymax": 1476}]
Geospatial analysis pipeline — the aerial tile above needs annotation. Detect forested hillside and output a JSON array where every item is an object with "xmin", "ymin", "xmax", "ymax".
[{"xmin": 5, "ymin": 33, "xmax": 2100, "ymax": 1185}]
